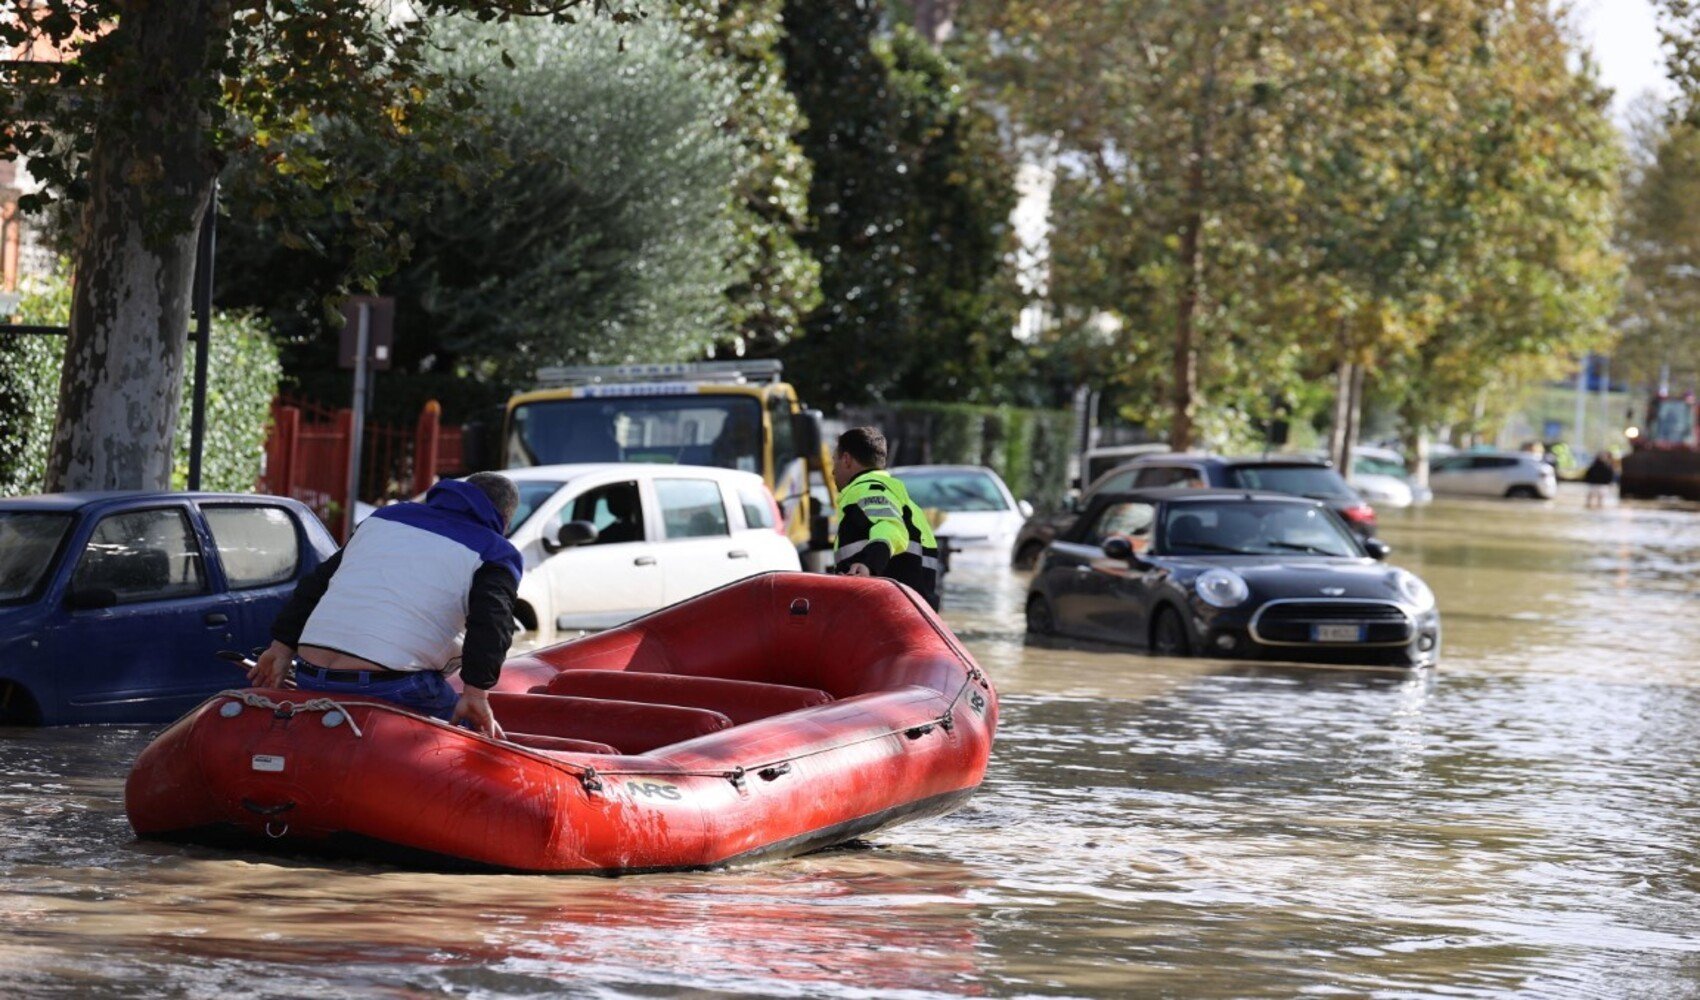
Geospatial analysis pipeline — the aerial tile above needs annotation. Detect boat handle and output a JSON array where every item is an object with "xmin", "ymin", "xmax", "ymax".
[
  {"xmin": 634, "ymin": 556, "xmax": 657, "ymax": 566},
  {"xmin": 758, "ymin": 762, "xmax": 791, "ymax": 782}
]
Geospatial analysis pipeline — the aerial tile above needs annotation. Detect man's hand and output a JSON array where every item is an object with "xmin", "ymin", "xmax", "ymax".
[
  {"xmin": 248, "ymin": 641, "xmax": 294, "ymax": 687},
  {"xmin": 451, "ymin": 686, "xmax": 505, "ymax": 739},
  {"xmin": 845, "ymin": 562, "xmax": 872, "ymax": 577}
]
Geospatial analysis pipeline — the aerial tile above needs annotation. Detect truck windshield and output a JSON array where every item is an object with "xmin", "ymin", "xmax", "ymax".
[
  {"xmin": 1650, "ymin": 399, "xmax": 1695, "ymax": 446},
  {"xmin": 0, "ymin": 512, "xmax": 74, "ymax": 604},
  {"xmin": 508, "ymin": 396, "xmax": 765, "ymax": 474}
]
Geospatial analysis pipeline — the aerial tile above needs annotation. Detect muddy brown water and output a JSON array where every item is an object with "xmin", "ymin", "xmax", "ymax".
[{"xmin": 3, "ymin": 489, "xmax": 1698, "ymax": 997}]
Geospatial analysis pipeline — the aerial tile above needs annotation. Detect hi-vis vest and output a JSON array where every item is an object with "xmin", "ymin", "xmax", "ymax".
[{"xmin": 834, "ymin": 469, "xmax": 941, "ymax": 608}]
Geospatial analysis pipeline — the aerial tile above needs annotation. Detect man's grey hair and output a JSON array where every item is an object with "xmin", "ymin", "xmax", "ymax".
[{"xmin": 464, "ymin": 472, "xmax": 520, "ymax": 527}]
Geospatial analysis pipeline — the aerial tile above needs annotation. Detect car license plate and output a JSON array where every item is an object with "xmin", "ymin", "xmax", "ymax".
[{"xmin": 1312, "ymin": 624, "xmax": 1364, "ymax": 643}]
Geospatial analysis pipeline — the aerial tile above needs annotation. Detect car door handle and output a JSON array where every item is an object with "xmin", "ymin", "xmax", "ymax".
[
  {"xmin": 728, "ymin": 550, "xmax": 749, "ymax": 559},
  {"xmin": 634, "ymin": 556, "xmax": 658, "ymax": 566},
  {"xmin": 204, "ymin": 612, "xmax": 229, "ymax": 625}
]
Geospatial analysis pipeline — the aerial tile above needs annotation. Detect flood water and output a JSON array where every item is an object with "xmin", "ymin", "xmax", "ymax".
[{"xmin": 4, "ymin": 489, "xmax": 1699, "ymax": 997}]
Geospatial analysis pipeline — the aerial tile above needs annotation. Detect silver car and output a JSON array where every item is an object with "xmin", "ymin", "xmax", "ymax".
[{"xmin": 1427, "ymin": 452, "xmax": 1557, "ymax": 499}]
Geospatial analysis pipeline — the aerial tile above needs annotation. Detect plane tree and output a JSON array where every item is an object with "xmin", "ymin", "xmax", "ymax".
[{"xmin": 0, "ymin": 0, "xmax": 636, "ymax": 492}]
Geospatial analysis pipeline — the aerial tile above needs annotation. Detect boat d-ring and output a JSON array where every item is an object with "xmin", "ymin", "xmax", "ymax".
[{"xmin": 264, "ymin": 820, "xmax": 289, "ymax": 839}]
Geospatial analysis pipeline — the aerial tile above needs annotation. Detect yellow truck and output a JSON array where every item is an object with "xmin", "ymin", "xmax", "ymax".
[{"xmin": 492, "ymin": 361, "xmax": 837, "ymax": 564}]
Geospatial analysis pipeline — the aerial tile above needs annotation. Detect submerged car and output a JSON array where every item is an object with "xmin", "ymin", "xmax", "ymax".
[
  {"xmin": 891, "ymin": 464, "xmax": 1031, "ymax": 562},
  {"xmin": 1011, "ymin": 452, "xmax": 1378, "ymax": 569},
  {"xmin": 1428, "ymin": 451, "xmax": 1556, "ymax": 499},
  {"xmin": 1115, "ymin": 454, "xmax": 1379, "ymax": 537},
  {"xmin": 502, "ymin": 464, "xmax": 800, "ymax": 639},
  {"xmin": 0, "ymin": 492, "xmax": 337, "ymax": 725},
  {"xmin": 1025, "ymin": 488, "xmax": 1440, "ymax": 668}
]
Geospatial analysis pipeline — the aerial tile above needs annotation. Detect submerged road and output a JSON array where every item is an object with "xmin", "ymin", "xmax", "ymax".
[{"xmin": 3, "ymin": 490, "xmax": 1698, "ymax": 997}]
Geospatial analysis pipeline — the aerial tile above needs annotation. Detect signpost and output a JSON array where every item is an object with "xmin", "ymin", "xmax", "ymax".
[{"xmin": 338, "ymin": 296, "xmax": 395, "ymax": 540}]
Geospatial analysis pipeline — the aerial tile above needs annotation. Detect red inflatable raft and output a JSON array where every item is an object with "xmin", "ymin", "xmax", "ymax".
[{"xmin": 124, "ymin": 573, "xmax": 998, "ymax": 873}]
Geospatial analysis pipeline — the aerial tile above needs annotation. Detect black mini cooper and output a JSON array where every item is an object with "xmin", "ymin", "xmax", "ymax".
[{"xmin": 1025, "ymin": 488, "xmax": 1440, "ymax": 667}]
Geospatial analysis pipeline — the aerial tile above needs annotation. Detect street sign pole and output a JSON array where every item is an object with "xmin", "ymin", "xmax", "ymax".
[
  {"xmin": 187, "ymin": 181, "xmax": 217, "ymax": 491},
  {"xmin": 345, "ymin": 302, "xmax": 371, "ymax": 541}
]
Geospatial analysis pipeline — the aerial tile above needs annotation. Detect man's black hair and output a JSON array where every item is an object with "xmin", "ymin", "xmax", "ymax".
[
  {"xmin": 838, "ymin": 426, "xmax": 888, "ymax": 469},
  {"xmin": 465, "ymin": 472, "xmax": 520, "ymax": 527}
]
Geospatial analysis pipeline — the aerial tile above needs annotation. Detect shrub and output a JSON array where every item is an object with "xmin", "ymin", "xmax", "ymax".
[{"xmin": 0, "ymin": 270, "xmax": 281, "ymax": 496}]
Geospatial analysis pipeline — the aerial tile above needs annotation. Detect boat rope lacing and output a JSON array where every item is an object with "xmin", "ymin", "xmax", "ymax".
[{"xmin": 227, "ymin": 690, "xmax": 366, "ymax": 737}]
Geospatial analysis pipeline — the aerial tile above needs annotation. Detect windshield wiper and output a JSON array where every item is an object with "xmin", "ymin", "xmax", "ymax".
[
  {"xmin": 1262, "ymin": 541, "xmax": 1344, "ymax": 556},
  {"xmin": 1172, "ymin": 541, "xmax": 1247, "ymax": 555}
]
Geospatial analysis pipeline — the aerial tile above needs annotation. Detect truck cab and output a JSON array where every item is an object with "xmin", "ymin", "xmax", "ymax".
[{"xmin": 493, "ymin": 361, "xmax": 836, "ymax": 564}]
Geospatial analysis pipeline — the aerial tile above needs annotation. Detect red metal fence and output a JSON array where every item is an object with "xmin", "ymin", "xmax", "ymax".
[{"xmin": 262, "ymin": 397, "xmax": 466, "ymax": 541}]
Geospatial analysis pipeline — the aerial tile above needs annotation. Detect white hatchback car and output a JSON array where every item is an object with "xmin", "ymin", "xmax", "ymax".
[
  {"xmin": 891, "ymin": 465, "xmax": 1032, "ymax": 562},
  {"xmin": 1427, "ymin": 451, "xmax": 1557, "ymax": 499},
  {"xmin": 501, "ymin": 464, "xmax": 800, "ymax": 639}
]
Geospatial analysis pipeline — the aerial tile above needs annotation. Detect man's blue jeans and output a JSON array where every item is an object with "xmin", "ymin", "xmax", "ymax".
[{"xmin": 293, "ymin": 663, "xmax": 459, "ymax": 720}]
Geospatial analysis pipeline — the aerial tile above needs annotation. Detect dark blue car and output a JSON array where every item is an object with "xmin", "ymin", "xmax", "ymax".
[{"xmin": 0, "ymin": 492, "xmax": 336, "ymax": 725}]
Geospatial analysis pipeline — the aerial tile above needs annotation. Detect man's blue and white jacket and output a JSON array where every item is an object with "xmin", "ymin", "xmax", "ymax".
[{"xmin": 272, "ymin": 480, "xmax": 523, "ymax": 690}]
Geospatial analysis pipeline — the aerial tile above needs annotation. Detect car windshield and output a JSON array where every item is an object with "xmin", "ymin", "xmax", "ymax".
[
  {"xmin": 507, "ymin": 395, "xmax": 764, "ymax": 474},
  {"xmin": 1161, "ymin": 501, "xmax": 1359, "ymax": 558},
  {"xmin": 896, "ymin": 470, "xmax": 1009, "ymax": 512},
  {"xmin": 0, "ymin": 512, "xmax": 74, "ymax": 603},
  {"xmin": 507, "ymin": 480, "xmax": 566, "ymax": 537},
  {"xmin": 1225, "ymin": 464, "xmax": 1354, "ymax": 498},
  {"xmin": 1354, "ymin": 456, "xmax": 1407, "ymax": 478}
]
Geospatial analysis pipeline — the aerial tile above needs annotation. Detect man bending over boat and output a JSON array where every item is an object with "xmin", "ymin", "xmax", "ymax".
[
  {"xmin": 247, "ymin": 473, "xmax": 522, "ymax": 739},
  {"xmin": 832, "ymin": 426, "xmax": 942, "ymax": 609}
]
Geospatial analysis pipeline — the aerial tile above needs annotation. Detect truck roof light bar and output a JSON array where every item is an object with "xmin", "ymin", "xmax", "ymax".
[{"xmin": 533, "ymin": 360, "xmax": 784, "ymax": 388}]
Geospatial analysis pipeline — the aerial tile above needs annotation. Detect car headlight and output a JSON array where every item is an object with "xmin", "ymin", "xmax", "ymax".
[
  {"xmin": 1390, "ymin": 569, "xmax": 1435, "ymax": 611},
  {"xmin": 1195, "ymin": 568, "xmax": 1250, "ymax": 608}
]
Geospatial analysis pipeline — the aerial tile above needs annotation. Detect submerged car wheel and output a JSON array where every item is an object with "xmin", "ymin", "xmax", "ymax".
[
  {"xmin": 1150, "ymin": 606, "xmax": 1191, "ymax": 657},
  {"xmin": 1025, "ymin": 594, "xmax": 1056, "ymax": 635},
  {"xmin": 1505, "ymin": 485, "xmax": 1541, "ymax": 499}
]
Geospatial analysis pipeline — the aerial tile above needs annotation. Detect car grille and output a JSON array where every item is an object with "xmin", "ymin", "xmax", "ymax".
[{"xmin": 1249, "ymin": 600, "xmax": 1414, "ymax": 646}]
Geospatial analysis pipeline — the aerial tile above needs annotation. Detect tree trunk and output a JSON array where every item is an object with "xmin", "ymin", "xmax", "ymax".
[
  {"xmin": 1400, "ymin": 401, "xmax": 1430, "ymax": 490},
  {"xmin": 45, "ymin": 0, "xmax": 225, "ymax": 492},
  {"xmin": 1170, "ymin": 207, "xmax": 1201, "ymax": 451},
  {"xmin": 912, "ymin": 0, "xmax": 964, "ymax": 46},
  {"xmin": 1342, "ymin": 361, "xmax": 1365, "ymax": 473},
  {"xmin": 1329, "ymin": 359, "xmax": 1353, "ymax": 471}
]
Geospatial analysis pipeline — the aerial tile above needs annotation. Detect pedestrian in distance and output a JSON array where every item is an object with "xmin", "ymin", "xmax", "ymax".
[
  {"xmin": 1583, "ymin": 450, "xmax": 1617, "ymax": 510},
  {"xmin": 247, "ymin": 472, "xmax": 523, "ymax": 738},
  {"xmin": 831, "ymin": 426, "xmax": 942, "ymax": 609}
]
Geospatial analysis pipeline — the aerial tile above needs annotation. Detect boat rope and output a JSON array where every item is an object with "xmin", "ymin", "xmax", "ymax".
[{"xmin": 226, "ymin": 690, "xmax": 366, "ymax": 737}]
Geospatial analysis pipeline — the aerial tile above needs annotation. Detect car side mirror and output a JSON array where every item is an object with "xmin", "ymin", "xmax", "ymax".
[
  {"xmin": 1363, "ymin": 538, "xmax": 1391, "ymax": 561},
  {"xmin": 1102, "ymin": 536, "xmax": 1152, "ymax": 569},
  {"xmin": 544, "ymin": 520, "xmax": 599, "ymax": 553},
  {"xmin": 66, "ymin": 588, "xmax": 118, "ymax": 611},
  {"xmin": 1018, "ymin": 499, "xmax": 1035, "ymax": 519},
  {"xmin": 807, "ymin": 495, "xmax": 833, "ymax": 551},
  {"xmin": 792, "ymin": 408, "xmax": 824, "ymax": 460}
]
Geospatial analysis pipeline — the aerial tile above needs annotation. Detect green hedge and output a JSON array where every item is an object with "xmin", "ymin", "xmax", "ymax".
[
  {"xmin": 0, "ymin": 272, "xmax": 282, "ymax": 497},
  {"xmin": 842, "ymin": 401, "xmax": 1075, "ymax": 511}
]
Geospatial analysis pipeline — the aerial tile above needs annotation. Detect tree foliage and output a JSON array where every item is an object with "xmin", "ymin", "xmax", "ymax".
[
  {"xmin": 972, "ymin": 0, "xmax": 1622, "ymax": 452},
  {"xmin": 0, "ymin": 0, "xmax": 635, "ymax": 491},
  {"xmin": 1660, "ymin": 0, "xmax": 1700, "ymax": 123},
  {"xmin": 674, "ymin": 0, "xmax": 821, "ymax": 353},
  {"xmin": 0, "ymin": 270, "xmax": 281, "ymax": 497},
  {"xmin": 778, "ymin": 2, "xmax": 1019, "ymax": 407},
  {"xmin": 218, "ymin": 14, "xmax": 747, "ymax": 384},
  {"xmin": 1616, "ymin": 114, "xmax": 1700, "ymax": 387}
]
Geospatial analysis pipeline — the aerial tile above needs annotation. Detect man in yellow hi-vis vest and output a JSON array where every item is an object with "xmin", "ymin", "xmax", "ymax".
[{"xmin": 831, "ymin": 426, "xmax": 941, "ymax": 609}]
